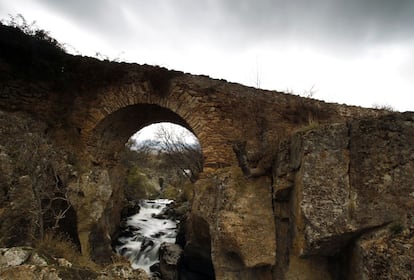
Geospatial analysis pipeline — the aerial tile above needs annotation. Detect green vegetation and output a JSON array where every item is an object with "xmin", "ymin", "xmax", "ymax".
[
  {"xmin": 181, "ymin": 182, "xmax": 195, "ymax": 202},
  {"xmin": 162, "ymin": 184, "xmax": 181, "ymax": 201},
  {"xmin": 125, "ymin": 166, "xmax": 159, "ymax": 200}
]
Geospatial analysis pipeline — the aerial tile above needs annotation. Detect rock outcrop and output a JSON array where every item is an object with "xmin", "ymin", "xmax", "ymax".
[
  {"xmin": 272, "ymin": 112, "xmax": 414, "ymax": 279},
  {"xmin": 0, "ymin": 109, "xmax": 123, "ymax": 264},
  {"xmin": 189, "ymin": 167, "xmax": 276, "ymax": 279},
  {"xmin": 159, "ymin": 243, "xmax": 183, "ymax": 280}
]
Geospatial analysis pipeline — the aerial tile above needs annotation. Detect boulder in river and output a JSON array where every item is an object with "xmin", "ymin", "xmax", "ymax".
[{"xmin": 159, "ymin": 242, "xmax": 183, "ymax": 280}]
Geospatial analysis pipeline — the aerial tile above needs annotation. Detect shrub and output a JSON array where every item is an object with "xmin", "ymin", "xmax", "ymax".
[
  {"xmin": 1, "ymin": 13, "xmax": 64, "ymax": 51},
  {"xmin": 373, "ymin": 103, "xmax": 394, "ymax": 112}
]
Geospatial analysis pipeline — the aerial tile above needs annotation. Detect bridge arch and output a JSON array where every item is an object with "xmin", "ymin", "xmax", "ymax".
[
  {"xmin": 71, "ymin": 82, "xmax": 213, "ymax": 167},
  {"xmin": 88, "ymin": 103, "xmax": 203, "ymax": 165}
]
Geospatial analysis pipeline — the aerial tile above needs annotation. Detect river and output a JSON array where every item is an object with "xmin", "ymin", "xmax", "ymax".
[{"xmin": 115, "ymin": 199, "xmax": 178, "ymax": 274}]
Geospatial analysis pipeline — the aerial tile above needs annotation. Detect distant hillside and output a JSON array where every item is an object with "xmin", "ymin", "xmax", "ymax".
[{"xmin": 131, "ymin": 138, "xmax": 200, "ymax": 152}]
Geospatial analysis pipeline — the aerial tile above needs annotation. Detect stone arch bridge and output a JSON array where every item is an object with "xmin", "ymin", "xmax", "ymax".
[{"xmin": 1, "ymin": 24, "xmax": 413, "ymax": 279}]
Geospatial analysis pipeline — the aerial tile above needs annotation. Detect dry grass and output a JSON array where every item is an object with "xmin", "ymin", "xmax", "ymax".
[
  {"xmin": 110, "ymin": 253, "xmax": 131, "ymax": 265},
  {"xmin": 294, "ymin": 121, "xmax": 321, "ymax": 134},
  {"xmin": 35, "ymin": 231, "xmax": 100, "ymax": 271}
]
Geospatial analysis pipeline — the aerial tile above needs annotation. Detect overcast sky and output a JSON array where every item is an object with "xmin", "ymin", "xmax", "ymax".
[{"xmin": 1, "ymin": 0, "xmax": 414, "ymax": 111}]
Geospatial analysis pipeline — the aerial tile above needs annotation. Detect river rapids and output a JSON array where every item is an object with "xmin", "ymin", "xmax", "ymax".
[{"xmin": 115, "ymin": 199, "xmax": 178, "ymax": 274}]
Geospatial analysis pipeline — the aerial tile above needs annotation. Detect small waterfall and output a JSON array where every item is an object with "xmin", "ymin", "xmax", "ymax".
[{"xmin": 115, "ymin": 199, "xmax": 178, "ymax": 274}]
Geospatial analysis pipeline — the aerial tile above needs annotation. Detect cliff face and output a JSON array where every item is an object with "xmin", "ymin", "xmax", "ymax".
[
  {"xmin": 1, "ymin": 23, "xmax": 413, "ymax": 279},
  {"xmin": 272, "ymin": 113, "xmax": 414, "ymax": 280},
  {"xmin": 190, "ymin": 167, "xmax": 276, "ymax": 279}
]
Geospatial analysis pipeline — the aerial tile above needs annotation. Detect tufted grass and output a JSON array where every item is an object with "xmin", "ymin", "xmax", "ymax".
[{"xmin": 35, "ymin": 231, "xmax": 100, "ymax": 271}]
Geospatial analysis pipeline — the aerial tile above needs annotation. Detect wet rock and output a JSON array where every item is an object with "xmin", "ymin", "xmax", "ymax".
[
  {"xmin": 141, "ymin": 238, "xmax": 155, "ymax": 251},
  {"xmin": 151, "ymin": 231, "xmax": 166, "ymax": 238},
  {"xmin": 153, "ymin": 201, "xmax": 190, "ymax": 221},
  {"xmin": 149, "ymin": 262, "xmax": 160, "ymax": 274},
  {"xmin": 153, "ymin": 204, "xmax": 175, "ymax": 220},
  {"xmin": 159, "ymin": 243, "xmax": 183, "ymax": 280},
  {"xmin": 121, "ymin": 202, "xmax": 141, "ymax": 218},
  {"xmin": 150, "ymin": 262, "xmax": 161, "ymax": 279},
  {"xmin": 180, "ymin": 241, "xmax": 215, "ymax": 280}
]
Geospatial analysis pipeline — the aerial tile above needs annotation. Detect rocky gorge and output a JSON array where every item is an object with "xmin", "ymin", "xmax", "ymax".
[{"xmin": 0, "ymin": 22, "xmax": 413, "ymax": 279}]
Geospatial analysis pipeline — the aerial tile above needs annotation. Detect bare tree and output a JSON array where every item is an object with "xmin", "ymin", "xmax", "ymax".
[
  {"xmin": 155, "ymin": 125, "xmax": 203, "ymax": 183},
  {"xmin": 13, "ymin": 130, "xmax": 71, "ymax": 240}
]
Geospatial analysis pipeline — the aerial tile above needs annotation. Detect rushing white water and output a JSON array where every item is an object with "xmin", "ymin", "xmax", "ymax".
[{"xmin": 115, "ymin": 199, "xmax": 178, "ymax": 274}]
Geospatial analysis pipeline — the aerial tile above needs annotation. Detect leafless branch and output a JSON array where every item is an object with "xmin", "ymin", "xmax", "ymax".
[{"xmin": 155, "ymin": 125, "xmax": 203, "ymax": 183}]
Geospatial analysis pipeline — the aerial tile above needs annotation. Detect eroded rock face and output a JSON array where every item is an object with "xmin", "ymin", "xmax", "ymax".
[
  {"xmin": 293, "ymin": 123, "xmax": 352, "ymax": 256},
  {"xmin": 273, "ymin": 112, "xmax": 414, "ymax": 279},
  {"xmin": 179, "ymin": 214, "xmax": 215, "ymax": 279},
  {"xmin": 349, "ymin": 113, "xmax": 414, "ymax": 230},
  {"xmin": 68, "ymin": 169, "xmax": 113, "ymax": 262},
  {"xmin": 350, "ymin": 227, "xmax": 414, "ymax": 280},
  {"xmin": 159, "ymin": 243, "xmax": 183, "ymax": 280},
  {"xmin": 68, "ymin": 166, "xmax": 127, "ymax": 264},
  {"xmin": 191, "ymin": 167, "xmax": 276, "ymax": 280}
]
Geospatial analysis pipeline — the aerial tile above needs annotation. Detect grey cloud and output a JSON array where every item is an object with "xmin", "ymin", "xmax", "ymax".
[
  {"xmin": 27, "ymin": 0, "xmax": 414, "ymax": 52},
  {"xmin": 37, "ymin": 0, "xmax": 130, "ymax": 40},
  {"xmin": 213, "ymin": 0, "xmax": 414, "ymax": 46}
]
